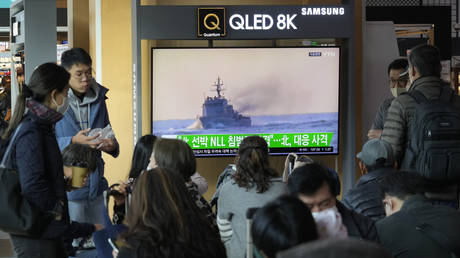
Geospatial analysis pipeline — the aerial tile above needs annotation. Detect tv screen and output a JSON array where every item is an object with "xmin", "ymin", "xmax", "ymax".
[{"xmin": 151, "ymin": 47, "xmax": 340, "ymax": 156}]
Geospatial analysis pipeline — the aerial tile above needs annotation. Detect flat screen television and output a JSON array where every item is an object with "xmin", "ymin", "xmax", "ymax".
[{"xmin": 151, "ymin": 47, "xmax": 340, "ymax": 156}]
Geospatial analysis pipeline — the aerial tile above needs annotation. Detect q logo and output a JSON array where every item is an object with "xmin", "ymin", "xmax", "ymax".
[
  {"xmin": 204, "ymin": 13, "xmax": 220, "ymax": 30},
  {"xmin": 198, "ymin": 8, "xmax": 226, "ymax": 37}
]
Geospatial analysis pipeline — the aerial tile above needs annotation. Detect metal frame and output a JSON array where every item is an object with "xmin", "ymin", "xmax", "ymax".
[{"xmin": 131, "ymin": 1, "xmax": 357, "ymax": 191}]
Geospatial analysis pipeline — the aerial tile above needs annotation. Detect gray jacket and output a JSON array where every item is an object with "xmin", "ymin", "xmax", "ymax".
[
  {"xmin": 217, "ymin": 178, "xmax": 286, "ymax": 258},
  {"xmin": 381, "ymin": 76, "xmax": 460, "ymax": 163}
]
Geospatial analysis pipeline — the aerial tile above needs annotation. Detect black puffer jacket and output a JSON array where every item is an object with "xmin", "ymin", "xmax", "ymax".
[
  {"xmin": 336, "ymin": 201, "xmax": 379, "ymax": 242},
  {"xmin": 9, "ymin": 112, "xmax": 94, "ymax": 240},
  {"xmin": 342, "ymin": 167, "xmax": 394, "ymax": 221}
]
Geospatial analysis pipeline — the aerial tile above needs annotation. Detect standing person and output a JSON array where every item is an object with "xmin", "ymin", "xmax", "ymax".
[
  {"xmin": 56, "ymin": 48, "xmax": 119, "ymax": 236},
  {"xmin": 367, "ymin": 58, "xmax": 408, "ymax": 139},
  {"xmin": 381, "ymin": 44, "xmax": 460, "ymax": 207},
  {"xmin": 3, "ymin": 63, "xmax": 101, "ymax": 257},
  {"xmin": 117, "ymin": 168, "xmax": 226, "ymax": 258},
  {"xmin": 217, "ymin": 136, "xmax": 286, "ymax": 258}
]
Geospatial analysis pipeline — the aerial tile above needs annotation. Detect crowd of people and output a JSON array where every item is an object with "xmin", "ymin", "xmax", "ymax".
[{"xmin": 1, "ymin": 44, "xmax": 460, "ymax": 258}]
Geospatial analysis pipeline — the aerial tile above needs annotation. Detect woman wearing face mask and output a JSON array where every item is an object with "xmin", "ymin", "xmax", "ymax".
[{"xmin": 3, "ymin": 63, "xmax": 101, "ymax": 258}]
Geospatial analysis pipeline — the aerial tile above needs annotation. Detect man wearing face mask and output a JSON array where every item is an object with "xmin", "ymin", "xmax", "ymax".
[
  {"xmin": 367, "ymin": 58, "xmax": 408, "ymax": 139},
  {"xmin": 376, "ymin": 172, "xmax": 460, "ymax": 258},
  {"xmin": 56, "ymin": 48, "xmax": 119, "ymax": 249},
  {"xmin": 381, "ymin": 44, "xmax": 460, "ymax": 208},
  {"xmin": 287, "ymin": 163, "xmax": 379, "ymax": 242}
]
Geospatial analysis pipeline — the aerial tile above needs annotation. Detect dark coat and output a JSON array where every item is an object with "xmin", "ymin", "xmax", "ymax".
[
  {"xmin": 9, "ymin": 112, "xmax": 94, "ymax": 240},
  {"xmin": 342, "ymin": 167, "xmax": 394, "ymax": 221},
  {"xmin": 376, "ymin": 195, "xmax": 460, "ymax": 258},
  {"xmin": 336, "ymin": 201, "xmax": 379, "ymax": 242}
]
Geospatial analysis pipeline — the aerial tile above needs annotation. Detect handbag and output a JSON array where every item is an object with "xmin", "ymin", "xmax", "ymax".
[{"xmin": 0, "ymin": 123, "xmax": 44, "ymax": 236}]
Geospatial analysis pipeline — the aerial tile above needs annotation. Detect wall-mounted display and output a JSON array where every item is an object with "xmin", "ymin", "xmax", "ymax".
[{"xmin": 151, "ymin": 47, "xmax": 340, "ymax": 156}]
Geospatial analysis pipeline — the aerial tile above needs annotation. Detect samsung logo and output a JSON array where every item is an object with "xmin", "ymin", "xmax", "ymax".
[{"xmin": 301, "ymin": 7, "xmax": 345, "ymax": 16}]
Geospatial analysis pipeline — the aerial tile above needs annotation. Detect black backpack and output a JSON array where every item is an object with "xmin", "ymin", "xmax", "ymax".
[{"xmin": 402, "ymin": 86, "xmax": 460, "ymax": 180}]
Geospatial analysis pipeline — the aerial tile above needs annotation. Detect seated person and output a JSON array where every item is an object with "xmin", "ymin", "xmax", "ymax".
[
  {"xmin": 117, "ymin": 168, "xmax": 226, "ymax": 258},
  {"xmin": 287, "ymin": 163, "xmax": 378, "ymax": 241},
  {"xmin": 150, "ymin": 138, "xmax": 215, "ymax": 230},
  {"xmin": 217, "ymin": 136, "xmax": 286, "ymax": 258},
  {"xmin": 251, "ymin": 195, "xmax": 318, "ymax": 258},
  {"xmin": 342, "ymin": 138, "xmax": 396, "ymax": 221},
  {"xmin": 277, "ymin": 238, "xmax": 392, "ymax": 258},
  {"xmin": 112, "ymin": 134, "xmax": 157, "ymax": 225},
  {"xmin": 376, "ymin": 172, "xmax": 460, "ymax": 258}
]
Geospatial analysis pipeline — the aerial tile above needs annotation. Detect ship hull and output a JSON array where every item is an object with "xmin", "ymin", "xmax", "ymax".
[{"xmin": 199, "ymin": 116, "xmax": 251, "ymax": 129}]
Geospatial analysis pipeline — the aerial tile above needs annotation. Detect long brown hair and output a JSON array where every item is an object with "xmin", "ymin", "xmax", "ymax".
[
  {"xmin": 2, "ymin": 63, "xmax": 69, "ymax": 139},
  {"xmin": 233, "ymin": 135, "xmax": 278, "ymax": 193},
  {"xmin": 122, "ymin": 168, "xmax": 226, "ymax": 258},
  {"xmin": 153, "ymin": 138, "xmax": 196, "ymax": 182}
]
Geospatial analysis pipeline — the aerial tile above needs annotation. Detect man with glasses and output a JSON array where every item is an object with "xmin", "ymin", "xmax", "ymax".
[
  {"xmin": 56, "ymin": 48, "xmax": 119, "ymax": 251},
  {"xmin": 287, "ymin": 163, "xmax": 378, "ymax": 241},
  {"xmin": 377, "ymin": 172, "xmax": 460, "ymax": 258},
  {"xmin": 368, "ymin": 58, "xmax": 409, "ymax": 139}
]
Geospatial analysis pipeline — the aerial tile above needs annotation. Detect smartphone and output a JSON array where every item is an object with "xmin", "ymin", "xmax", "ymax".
[{"xmin": 108, "ymin": 238, "xmax": 119, "ymax": 253}]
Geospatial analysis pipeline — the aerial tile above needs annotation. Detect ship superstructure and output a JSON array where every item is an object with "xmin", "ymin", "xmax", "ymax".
[{"xmin": 199, "ymin": 77, "xmax": 251, "ymax": 128}]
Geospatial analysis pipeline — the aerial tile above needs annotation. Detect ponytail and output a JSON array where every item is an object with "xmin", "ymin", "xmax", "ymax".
[
  {"xmin": 1, "ymin": 63, "xmax": 70, "ymax": 139},
  {"xmin": 2, "ymin": 89, "xmax": 29, "ymax": 139}
]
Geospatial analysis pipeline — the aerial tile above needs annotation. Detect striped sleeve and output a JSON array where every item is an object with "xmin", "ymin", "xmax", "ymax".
[{"xmin": 217, "ymin": 216, "xmax": 233, "ymax": 242}]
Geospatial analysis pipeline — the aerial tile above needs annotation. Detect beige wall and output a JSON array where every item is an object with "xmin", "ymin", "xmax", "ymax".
[
  {"xmin": 90, "ymin": 0, "xmax": 361, "ymax": 200},
  {"xmin": 99, "ymin": 0, "xmax": 133, "ymax": 186}
]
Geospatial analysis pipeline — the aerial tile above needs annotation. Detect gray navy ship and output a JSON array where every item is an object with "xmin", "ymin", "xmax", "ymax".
[{"xmin": 199, "ymin": 77, "xmax": 251, "ymax": 129}]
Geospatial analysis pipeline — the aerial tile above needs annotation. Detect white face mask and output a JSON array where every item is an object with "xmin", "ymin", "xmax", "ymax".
[
  {"xmin": 390, "ymin": 87, "xmax": 407, "ymax": 98},
  {"xmin": 52, "ymin": 96, "xmax": 69, "ymax": 114},
  {"xmin": 311, "ymin": 206, "xmax": 348, "ymax": 239}
]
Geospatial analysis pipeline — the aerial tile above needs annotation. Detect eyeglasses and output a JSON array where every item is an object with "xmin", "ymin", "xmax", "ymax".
[
  {"xmin": 73, "ymin": 69, "xmax": 92, "ymax": 80},
  {"xmin": 389, "ymin": 78, "xmax": 408, "ymax": 87}
]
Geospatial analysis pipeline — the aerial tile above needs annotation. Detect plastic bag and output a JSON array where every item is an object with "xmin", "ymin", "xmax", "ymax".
[{"xmin": 88, "ymin": 125, "xmax": 115, "ymax": 149}]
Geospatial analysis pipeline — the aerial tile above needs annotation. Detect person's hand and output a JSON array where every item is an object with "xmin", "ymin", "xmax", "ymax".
[
  {"xmin": 112, "ymin": 249, "xmax": 118, "ymax": 258},
  {"xmin": 113, "ymin": 181, "xmax": 128, "ymax": 205},
  {"xmin": 98, "ymin": 138, "xmax": 117, "ymax": 153},
  {"xmin": 72, "ymin": 128, "xmax": 102, "ymax": 148},
  {"xmin": 367, "ymin": 129, "xmax": 383, "ymax": 139},
  {"xmin": 94, "ymin": 224, "xmax": 104, "ymax": 231}
]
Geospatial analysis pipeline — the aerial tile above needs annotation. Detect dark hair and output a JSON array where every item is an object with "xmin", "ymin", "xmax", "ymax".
[
  {"xmin": 122, "ymin": 167, "xmax": 226, "ymax": 258},
  {"xmin": 287, "ymin": 163, "xmax": 338, "ymax": 196},
  {"xmin": 387, "ymin": 58, "xmax": 408, "ymax": 75},
  {"xmin": 60, "ymin": 47, "xmax": 92, "ymax": 70},
  {"xmin": 233, "ymin": 136, "xmax": 278, "ymax": 193},
  {"xmin": 277, "ymin": 238, "xmax": 392, "ymax": 258},
  {"xmin": 128, "ymin": 134, "xmax": 157, "ymax": 179},
  {"xmin": 408, "ymin": 44, "xmax": 441, "ymax": 77},
  {"xmin": 62, "ymin": 143, "xmax": 98, "ymax": 172},
  {"xmin": 364, "ymin": 157, "xmax": 391, "ymax": 172},
  {"xmin": 251, "ymin": 195, "xmax": 318, "ymax": 258},
  {"xmin": 379, "ymin": 171, "xmax": 424, "ymax": 200},
  {"xmin": 2, "ymin": 63, "xmax": 69, "ymax": 139},
  {"xmin": 153, "ymin": 138, "xmax": 196, "ymax": 182}
]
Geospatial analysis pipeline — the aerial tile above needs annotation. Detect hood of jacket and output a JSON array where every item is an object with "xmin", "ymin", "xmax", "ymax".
[{"xmin": 68, "ymin": 79, "xmax": 104, "ymax": 130}]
